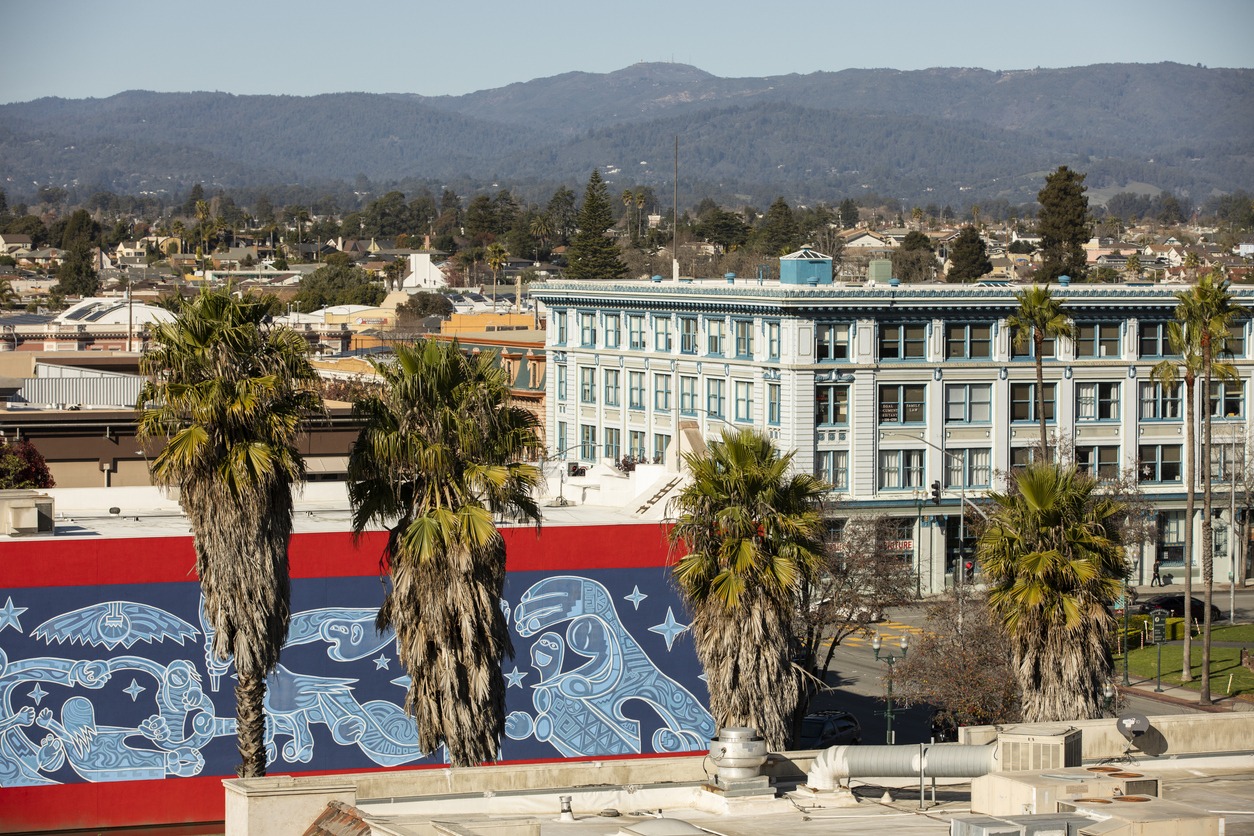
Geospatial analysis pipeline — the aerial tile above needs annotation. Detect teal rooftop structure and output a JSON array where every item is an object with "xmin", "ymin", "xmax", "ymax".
[{"xmin": 779, "ymin": 247, "xmax": 833, "ymax": 285}]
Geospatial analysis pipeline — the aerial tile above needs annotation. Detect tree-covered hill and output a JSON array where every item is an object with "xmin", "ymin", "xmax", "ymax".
[{"xmin": 1, "ymin": 62, "xmax": 1249, "ymax": 208}]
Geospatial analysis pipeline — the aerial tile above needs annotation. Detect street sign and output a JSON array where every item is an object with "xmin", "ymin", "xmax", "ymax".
[{"xmin": 1151, "ymin": 608, "xmax": 1168, "ymax": 644}]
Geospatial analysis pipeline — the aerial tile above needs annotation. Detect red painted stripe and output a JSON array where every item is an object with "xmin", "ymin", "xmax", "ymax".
[{"xmin": 0, "ymin": 524, "xmax": 676, "ymax": 588}]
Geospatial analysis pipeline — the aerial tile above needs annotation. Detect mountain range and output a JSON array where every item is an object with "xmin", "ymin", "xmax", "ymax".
[{"xmin": 2, "ymin": 62, "xmax": 1250, "ymax": 210}]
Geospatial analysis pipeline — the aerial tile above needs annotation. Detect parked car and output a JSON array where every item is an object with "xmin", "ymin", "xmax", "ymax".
[
  {"xmin": 797, "ymin": 710, "xmax": 862, "ymax": 749},
  {"xmin": 1137, "ymin": 594, "xmax": 1223, "ymax": 622}
]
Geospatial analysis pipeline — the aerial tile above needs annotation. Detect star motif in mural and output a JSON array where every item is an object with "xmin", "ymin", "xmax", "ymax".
[
  {"xmin": 373, "ymin": 654, "xmax": 391, "ymax": 670},
  {"xmin": 123, "ymin": 679, "xmax": 147, "ymax": 701},
  {"xmin": 0, "ymin": 596, "xmax": 27, "ymax": 633},
  {"xmin": 28, "ymin": 684, "xmax": 47, "ymax": 705},
  {"xmin": 648, "ymin": 607, "xmax": 689, "ymax": 652},
  {"xmin": 504, "ymin": 666, "xmax": 528, "ymax": 688},
  {"xmin": 623, "ymin": 586, "xmax": 648, "ymax": 610}
]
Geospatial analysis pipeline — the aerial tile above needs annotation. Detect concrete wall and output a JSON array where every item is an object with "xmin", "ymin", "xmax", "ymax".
[{"xmin": 960, "ymin": 712, "xmax": 1254, "ymax": 761}]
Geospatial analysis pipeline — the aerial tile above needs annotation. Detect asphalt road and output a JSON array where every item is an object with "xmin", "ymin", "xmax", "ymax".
[{"xmin": 803, "ymin": 587, "xmax": 1252, "ymax": 743}]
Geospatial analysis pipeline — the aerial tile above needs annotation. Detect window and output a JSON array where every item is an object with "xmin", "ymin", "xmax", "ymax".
[
  {"xmin": 604, "ymin": 427, "xmax": 621, "ymax": 461},
  {"xmin": 945, "ymin": 383, "xmax": 991, "ymax": 423},
  {"xmin": 734, "ymin": 320, "xmax": 754, "ymax": 358},
  {"xmin": 1138, "ymin": 322, "xmax": 1177, "ymax": 358},
  {"xmin": 817, "ymin": 323, "xmax": 850, "ymax": 361},
  {"xmin": 1158, "ymin": 510, "xmax": 1186, "ymax": 567},
  {"xmin": 680, "ymin": 317, "xmax": 698, "ymax": 354},
  {"xmin": 706, "ymin": 318, "xmax": 726, "ymax": 356},
  {"xmin": 878, "ymin": 384, "xmax": 926, "ymax": 424},
  {"xmin": 679, "ymin": 375, "xmax": 697, "ymax": 415},
  {"xmin": 1011, "ymin": 328, "xmax": 1056, "ymax": 360},
  {"xmin": 653, "ymin": 316, "xmax": 672, "ymax": 352},
  {"xmin": 554, "ymin": 311, "xmax": 567, "ymax": 345},
  {"xmin": 1076, "ymin": 445, "xmax": 1119, "ymax": 478},
  {"xmin": 579, "ymin": 312, "xmax": 597, "ymax": 347},
  {"xmin": 879, "ymin": 323, "xmax": 926, "ymax": 360},
  {"xmin": 1223, "ymin": 322, "xmax": 1246, "ymax": 357},
  {"xmin": 653, "ymin": 433, "xmax": 670, "ymax": 463},
  {"xmin": 628, "ymin": 315, "xmax": 645, "ymax": 350},
  {"xmin": 767, "ymin": 322, "xmax": 781, "ymax": 360},
  {"xmin": 1139, "ymin": 444, "xmax": 1182, "ymax": 483},
  {"xmin": 706, "ymin": 379, "xmax": 726, "ymax": 418},
  {"xmin": 628, "ymin": 371, "xmax": 645, "ymax": 409},
  {"xmin": 579, "ymin": 367, "xmax": 596, "ymax": 403},
  {"xmin": 945, "ymin": 324, "xmax": 992, "ymax": 360},
  {"xmin": 629, "ymin": 430, "xmax": 646, "ymax": 458},
  {"xmin": 653, "ymin": 373, "xmax": 672, "ymax": 411},
  {"xmin": 1139, "ymin": 381, "xmax": 1181, "ymax": 420},
  {"xmin": 816, "ymin": 450, "xmax": 849, "ymax": 490},
  {"xmin": 816, "ymin": 384, "xmax": 850, "ymax": 425},
  {"xmin": 945, "ymin": 448, "xmax": 991, "ymax": 488},
  {"xmin": 1010, "ymin": 382, "xmax": 1056, "ymax": 422},
  {"xmin": 734, "ymin": 381, "xmax": 754, "ymax": 422},
  {"xmin": 768, "ymin": 383, "xmax": 781, "ymax": 424},
  {"xmin": 603, "ymin": 369, "xmax": 620, "ymax": 406},
  {"xmin": 878, "ymin": 449, "xmax": 925, "ymax": 490},
  {"xmin": 1076, "ymin": 382, "xmax": 1120, "ymax": 421},
  {"xmin": 1076, "ymin": 322, "xmax": 1120, "ymax": 358},
  {"xmin": 527, "ymin": 360, "xmax": 541, "ymax": 388},
  {"xmin": 604, "ymin": 314, "xmax": 621, "ymax": 349},
  {"xmin": 1210, "ymin": 444, "xmax": 1241, "ymax": 482},
  {"xmin": 1209, "ymin": 380, "xmax": 1244, "ymax": 419},
  {"xmin": 556, "ymin": 422, "xmax": 568, "ymax": 457},
  {"xmin": 556, "ymin": 365, "xmax": 568, "ymax": 401},
  {"xmin": 1010, "ymin": 447, "xmax": 1045, "ymax": 469},
  {"xmin": 579, "ymin": 425, "xmax": 596, "ymax": 461}
]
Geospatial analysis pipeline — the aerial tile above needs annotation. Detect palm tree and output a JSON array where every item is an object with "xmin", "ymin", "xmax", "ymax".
[
  {"xmin": 636, "ymin": 190, "xmax": 647, "ymax": 240},
  {"xmin": 528, "ymin": 214, "xmax": 552, "ymax": 261},
  {"xmin": 979, "ymin": 462, "xmax": 1125, "ymax": 722},
  {"xmin": 1152, "ymin": 320, "xmax": 1205, "ymax": 683},
  {"xmin": 485, "ymin": 243, "xmax": 508, "ymax": 309},
  {"xmin": 136, "ymin": 288, "xmax": 323, "ymax": 776},
  {"xmin": 347, "ymin": 340, "xmax": 541, "ymax": 767},
  {"xmin": 1177, "ymin": 272, "xmax": 1246, "ymax": 704},
  {"xmin": 1007, "ymin": 286, "xmax": 1076, "ymax": 456},
  {"xmin": 622, "ymin": 189, "xmax": 634, "ymax": 241},
  {"xmin": 667, "ymin": 428, "xmax": 828, "ymax": 748}
]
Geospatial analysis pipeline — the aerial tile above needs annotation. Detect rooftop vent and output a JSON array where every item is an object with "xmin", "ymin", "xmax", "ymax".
[{"xmin": 0, "ymin": 489, "xmax": 54, "ymax": 536}]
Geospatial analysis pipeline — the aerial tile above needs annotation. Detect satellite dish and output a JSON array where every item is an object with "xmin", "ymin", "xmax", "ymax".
[{"xmin": 1116, "ymin": 712, "xmax": 1151, "ymax": 740}]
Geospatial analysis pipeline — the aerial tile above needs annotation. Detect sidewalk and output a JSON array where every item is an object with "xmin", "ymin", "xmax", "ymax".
[{"xmin": 1118, "ymin": 673, "xmax": 1254, "ymax": 714}]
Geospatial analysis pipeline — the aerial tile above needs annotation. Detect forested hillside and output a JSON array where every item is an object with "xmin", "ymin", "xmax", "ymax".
[{"xmin": 1, "ymin": 62, "xmax": 1249, "ymax": 208}]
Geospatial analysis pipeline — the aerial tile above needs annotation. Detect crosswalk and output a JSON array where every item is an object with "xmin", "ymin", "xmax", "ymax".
[{"xmin": 826, "ymin": 619, "xmax": 924, "ymax": 648}]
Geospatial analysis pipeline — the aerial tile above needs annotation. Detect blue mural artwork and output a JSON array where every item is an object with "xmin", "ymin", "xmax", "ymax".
[{"xmin": 0, "ymin": 570, "xmax": 711, "ymax": 787}]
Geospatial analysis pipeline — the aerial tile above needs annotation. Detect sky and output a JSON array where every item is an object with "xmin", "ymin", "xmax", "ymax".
[{"xmin": 3, "ymin": 0, "xmax": 1252, "ymax": 104}]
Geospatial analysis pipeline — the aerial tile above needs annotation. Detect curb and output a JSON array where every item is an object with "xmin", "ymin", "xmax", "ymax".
[{"xmin": 1117, "ymin": 684, "xmax": 1233, "ymax": 713}]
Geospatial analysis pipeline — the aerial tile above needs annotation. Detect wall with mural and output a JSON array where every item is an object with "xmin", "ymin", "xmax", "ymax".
[{"xmin": 0, "ymin": 524, "xmax": 710, "ymax": 833}]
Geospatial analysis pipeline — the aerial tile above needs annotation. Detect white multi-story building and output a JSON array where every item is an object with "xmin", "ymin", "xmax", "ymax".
[{"xmin": 531, "ymin": 250, "xmax": 1254, "ymax": 595}]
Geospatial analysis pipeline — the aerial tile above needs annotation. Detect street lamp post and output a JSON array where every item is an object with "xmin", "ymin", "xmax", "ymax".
[{"xmin": 872, "ymin": 632, "xmax": 909, "ymax": 745}]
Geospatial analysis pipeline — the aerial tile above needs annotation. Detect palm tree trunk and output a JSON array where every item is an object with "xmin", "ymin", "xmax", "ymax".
[
  {"xmin": 235, "ymin": 672, "xmax": 268, "ymax": 777},
  {"xmin": 1182, "ymin": 377, "xmax": 1196, "ymax": 682},
  {"xmin": 1200, "ymin": 352, "xmax": 1214, "ymax": 705}
]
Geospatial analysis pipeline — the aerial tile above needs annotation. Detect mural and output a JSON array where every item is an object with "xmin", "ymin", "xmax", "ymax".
[{"xmin": 0, "ymin": 570, "xmax": 712, "ymax": 788}]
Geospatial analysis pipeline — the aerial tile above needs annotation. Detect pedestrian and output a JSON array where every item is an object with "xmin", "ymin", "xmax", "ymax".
[{"xmin": 1150, "ymin": 560, "xmax": 1161, "ymax": 587}]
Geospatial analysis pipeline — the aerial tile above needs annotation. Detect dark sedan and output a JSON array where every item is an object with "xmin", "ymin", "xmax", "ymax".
[{"xmin": 1137, "ymin": 594, "xmax": 1223, "ymax": 622}]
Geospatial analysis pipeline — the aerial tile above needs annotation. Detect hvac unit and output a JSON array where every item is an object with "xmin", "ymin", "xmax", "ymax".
[{"xmin": 0, "ymin": 489, "xmax": 54, "ymax": 536}]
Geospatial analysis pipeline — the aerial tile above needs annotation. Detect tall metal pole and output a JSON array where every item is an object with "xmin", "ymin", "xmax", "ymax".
[{"xmin": 1231, "ymin": 435, "xmax": 1238, "ymax": 625}]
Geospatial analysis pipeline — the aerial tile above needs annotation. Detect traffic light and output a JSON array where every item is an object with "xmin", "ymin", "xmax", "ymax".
[{"xmin": 930, "ymin": 480, "xmax": 942, "ymax": 505}]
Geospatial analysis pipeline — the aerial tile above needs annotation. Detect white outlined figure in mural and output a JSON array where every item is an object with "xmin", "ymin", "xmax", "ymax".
[
  {"xmin": 262, "ymin": 663, "xmax": 429, "ymax": 766},
  {"xmin": 507, "ymin": 576, "xmax": 713, "ymax": 756},
  {"xmin": 0, "ymin": 647, "xmax": 114, "ymax": 786},
  {"xmin": 33, "ymin": 601, "xmax": 198, "ymax": 651},
  {"xmin": 284, "ymin": 608, "xmax": 394, "ymax": 663},
  {"xmin": 33, "ymin": 697, "xmax": 204, "ymax": 782}
]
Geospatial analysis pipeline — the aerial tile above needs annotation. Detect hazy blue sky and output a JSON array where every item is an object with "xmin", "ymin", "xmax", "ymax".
[{"xmin": 3, "ymin": 0, "xmax": 1251, "ymax": 103}]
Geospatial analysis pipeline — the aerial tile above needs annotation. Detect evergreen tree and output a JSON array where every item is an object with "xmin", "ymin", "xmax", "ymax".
[
  {"xmin": 565, "ymin": 171, "xmax": 626, "ymax": 281},
  {"xmin": 53, "ymin": 241, "xmax": 100, "ymax": 297},
  {"xmin": 759, "ymin": 198, "xmax": 800, "ymax": 256},
  {"xmin": 900, "ymin": 230, "xmax": 933, "ymax": 252},
  {"xmin": 1037, "ymin": 166, "xmax": 1090, "ymax": 282},
  {"xmin": 947, "ymin": 226, "xmax": 993, "ymax": 281},
  {"xmin": 838, "ymin": 198, "xmax": 859, "ymax": 229}
]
